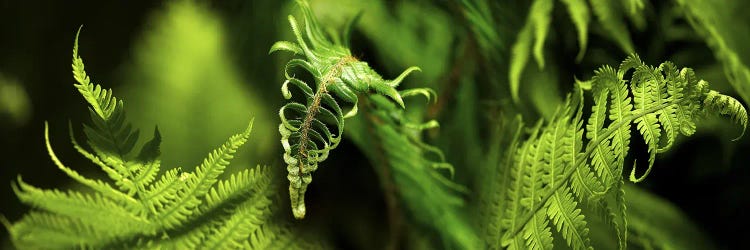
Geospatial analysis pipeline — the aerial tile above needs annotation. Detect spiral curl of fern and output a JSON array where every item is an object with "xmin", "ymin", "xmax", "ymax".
[{"xmin": 270, "ymin": 0, "xmax": 431, "ymax": 219}]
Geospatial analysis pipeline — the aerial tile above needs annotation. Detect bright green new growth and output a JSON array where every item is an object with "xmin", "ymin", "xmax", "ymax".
[
  {"xmin": 270, "ymin": 0, "xmax": 432, "ymax": 219},
  {"xmin": 483, "ymin": 54, "xmax": 746, "ymax": 250},
  {"xmin": 4, "ymin": 28, "xmax": 324, "ymax": 249}
]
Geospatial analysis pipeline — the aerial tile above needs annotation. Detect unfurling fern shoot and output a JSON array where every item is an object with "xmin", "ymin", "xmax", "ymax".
[{"xmin": 270, "ymin": 0, "xmax": 429, "ymax": 219}]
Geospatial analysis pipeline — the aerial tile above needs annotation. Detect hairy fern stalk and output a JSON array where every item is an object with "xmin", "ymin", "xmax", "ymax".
[
  {"xmin": 270, "ymin": 0, "xmax": 434, "ymax": 219},
  {"xmin": 3, "ymin": 28, "xmax": 324, "ymax": 249},
  {"xmin": 480, "ymin": 54, "xmax": 747, "ymax": 250}
]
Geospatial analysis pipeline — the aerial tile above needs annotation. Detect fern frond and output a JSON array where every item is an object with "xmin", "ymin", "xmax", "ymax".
[
  {"xmin": 491, "ymin": 54, "xmax": 747, "ymax": 250},
  {"xmin": 479, "ymin": 115, "xmax": 524, "ymax": 249},
  {"xmin": 501, "ymin": 121, "xmax": 542, "ymax": 247},
  {"xmin": 12, "ymin": 177, "xmax": 147, "ymax": 234},
  {"xmin": 72, "ymin": 27, "xmax": 118, "ymax": 121},
  {"xmin": 46, "ymin": 122, "xmax": 140, "ymax": 210},
  {"xmin": 131, "ymin": 127, "xmax": 162, "ymax": 189},
  {"xmin": 587, "ymin": 85, "xmax": 619, "ymax": 186},
  {"xmin": 147, "ymin": 166, "xmax": 275, "ymax": 249},
  {"xmin": 140, "ymin": 168, "xmax": 187, "ymax": 215},
  {"xmin": 9, "ymin": 212, "xmax": 111, "ymax": 248},
  {"xmin": 68, "ymin": 122, "xmax": 128, "ymax": 189},
  {"xmin": 565, "ymin": 84, "xmax": 606, "ymax": 200},
  {"xmin": 202, "ymin": 167, "xmax": 273, "ymax": 209},
  {"xmin": 523, "ymin": 210, "xmax": 554, "ymax": 250},
  {"xmin": 272, "ymin": 0, "xmax": 432, "ymax": 219},
  {"xmin": 197, "ymin": 189, "xmax": 272, "ymax": 249},
  {"xmin": 170, "ymin": 167, "xmax": 274, "ymax": 247},
  {"xmin": 156, "ymin": 119, "xmax": 254, "ymax": 228},
  {"xmin": 549, "ymin": 114, "xmax": 593, "ymax": 250},
  {"xmin": 9, "ymin": 29, "xmax": 288, "ymax": 249},
  {"xmin": 547, "ymin": 187, "xmax": 591, "ymax": 250},
  {"xmin": 72, "ymin": 27, "xmax": 146, "ymax": 198},
  {"xmin": 704, "ymin": 90, "xmax": 748, "ymax": 140},
  {"xmin": 520, "ymin": 125, "xmax": 553, "ymax": 250}
]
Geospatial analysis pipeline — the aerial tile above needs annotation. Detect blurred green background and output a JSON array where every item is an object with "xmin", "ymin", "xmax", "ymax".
[{"xmin": 1, "ymin": 0, "xmax": 750, "ymax": 249}]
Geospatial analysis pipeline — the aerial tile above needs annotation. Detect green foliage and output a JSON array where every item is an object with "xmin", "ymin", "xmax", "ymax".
[
  {"xmin": 270, "ymin": 0, "xmax": 431, "ymax": 219},
  {"xmin": 509, "ymin": 0, "xmax": 641, "ymax": 102},
  {"xmin": 306, "ymin": 0, "xmax": 454, "ymax": 83},
  {"xmin": 347, "ymin": 93, "xmax": 478, "ymax": 249},
  {"xmin": 675, "ymin": 0, "xmax": 750, "ymax": 104},
  {"xmin": 479, "ymin": 54, "xmax": 747, "ymax": 249},
  {"xmin": 4, "ymin": 0, "xmax": 750, "ymax": 249},
  {"xmin": 460, "ymin": 0, "xmax": 504, "ymax": 60},
  {"xmin": 4, "ymin": 29, "xmax": 323, "ymax": 249}
]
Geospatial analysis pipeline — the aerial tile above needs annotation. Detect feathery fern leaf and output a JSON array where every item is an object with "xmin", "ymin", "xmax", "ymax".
[
  {"xmin": 271, "ymin": 0, "xmax": 429, "ymax": 219},
  {"xmin": 155, "ymin": 121, "xmax": 253, "ymax": 229},
  {"xmin": 485, "ymin": 54, "xmax": 747, "ymax": 250},
  {"xmin": 73, "ymin": 28, "xmax": 139, "ymax": 160},
  {"xmin": 6, "ymin": 29, "xmax": 315, "ymax": 249}
]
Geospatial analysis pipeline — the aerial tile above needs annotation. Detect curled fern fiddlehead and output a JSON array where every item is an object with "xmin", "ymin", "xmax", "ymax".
[{"xmin": 270, "ymin": 0, "xmax": 425, "ymax": 219}]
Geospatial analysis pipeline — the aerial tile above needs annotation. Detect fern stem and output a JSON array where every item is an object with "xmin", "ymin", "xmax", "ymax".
[
  {"xmin": 507, "ymin": 100, "xmax": 679, "ymax": 239},
  {"xmin": 295, "ymin": 55, "xmax": 356, "ymax": 175}
]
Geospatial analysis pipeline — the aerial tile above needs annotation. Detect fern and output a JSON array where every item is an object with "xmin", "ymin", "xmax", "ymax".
[
  {"xmin": 270, "ymin": 0, "xmax": 430, "ymax": 219},
  {"xmin": 5, "ymin": 28, "xmax": 324, "ymax": 249},
  {"xmin": 481, "ymin": 54, "xmax": 746, "ymax": 249},
  {"xmin": 509, "ymin": 0, "xmax": 641, "ymax": 102},
  {"xmin": 346, "ymin": 93, "xmax": 479, "ymax": 249}
]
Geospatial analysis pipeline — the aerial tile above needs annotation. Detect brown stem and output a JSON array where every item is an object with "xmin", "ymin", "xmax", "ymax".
[{"xmin": 296, "ymin": 55, "xmax": 357, "ymax": 174}]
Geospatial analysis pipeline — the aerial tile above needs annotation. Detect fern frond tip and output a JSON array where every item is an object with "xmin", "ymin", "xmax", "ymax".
[
  {"xmin": 270, "ymin": 41, "xmax": 303, "ymax": 55},
  {"xmin": 704, "ymin": 90, "xmax": 748, "ymax": 141},
  {"xmin": 388, "ymin": 66, "xmax": 421, "ymax": 88}
]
